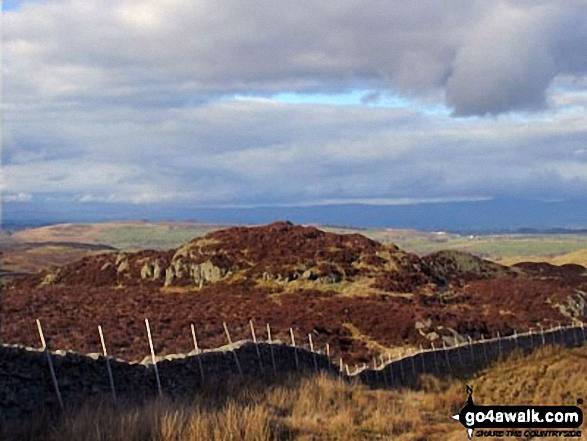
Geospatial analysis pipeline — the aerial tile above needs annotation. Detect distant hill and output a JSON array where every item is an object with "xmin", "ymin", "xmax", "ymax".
[{"xmin": 6, "ymin": 197, "xmax": 587, "ymax": 230}]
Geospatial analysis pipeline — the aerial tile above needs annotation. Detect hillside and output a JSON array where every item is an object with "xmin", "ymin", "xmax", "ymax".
[{"xmin": 3, "ymin": 222, "xmax": 587, "ymax": 363}]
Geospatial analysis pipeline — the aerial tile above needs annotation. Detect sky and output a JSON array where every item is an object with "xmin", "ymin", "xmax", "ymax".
[{"xmin": 2, "ymin": 0, "xmax": 587, "ymax": 229}]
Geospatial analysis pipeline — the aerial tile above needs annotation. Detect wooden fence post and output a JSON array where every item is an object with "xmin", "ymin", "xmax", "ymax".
[
  {"xmin": 456, "ymin": 340, "xmax": 463, "ymax": 365},
  {"xmin": 145, "ymin": 319, "xmax": 162, "ymax": 397},
  {"xmin": 308, "ymin": 333, "xmax": 318, "ymax": 372},
  {"xmin": 36, "ymin": 319, "xmax": 63, "ymax": 410},
  {"xmin": 266, "ymin": 324, "xmax": 277, "ymax": 376},
  {"xmin": 540, "ymin": 325, "xmax": 545, "ymax": 347},
  {"xmin": 289, "ymin": 328, "xmax": 299, "ymax": 370},
  {"xmin": 573, "ymin": 324, "xmax": 580, "ymax": 346},
  {"xmin": 326, "ymin": 343, "xmax": 330, "ymax": 360},
  {"xmin": 496, "ymin": 332, "xmax": 502, "ymax": 360},
  {"xmin": 431, "ymin": 342, "xmax": 439, "ymax": 373},
  {"xmin": 223, "ymin": 322, "xmax": 243, "ymax": 376},
  {"xmin": 249, "ymin": 320, "xmax": 264, "ymax": 371},
  {"xmin": 468, "ymin": 336, "xmax": 475, "ymax": 365},
  {"xmin": 442, "ymin": 341, "xmax": 451, "ymax": 371},
  {"xmin": 98, "ymin": 325, "xmax": 116, "ymax": 402},
  {"xmin": 381, "ymin": 363, "xmax": 389, "ymax": 388},
  {"xmin": 190, "ymin": 323, "xmax": 205, "ymax": 385},
  {"xmin": 481, "ymin": 335, "xmax": 488, "ymax": 365}
]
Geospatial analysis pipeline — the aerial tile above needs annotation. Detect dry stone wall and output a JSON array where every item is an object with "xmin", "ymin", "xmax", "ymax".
[
  {"xmin": 0, "ymin": 341, "xmax": 337, "ymax": 421},
  {"xmin": 359, "ymin": 325, "xmax": 587, "ymax": 388},
  {"xmin": 1, "ymin": 325, "xmax": 585, "ymax": 421}
]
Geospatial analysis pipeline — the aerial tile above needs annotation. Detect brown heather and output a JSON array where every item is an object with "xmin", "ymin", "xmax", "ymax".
[{"xmin": 4, "ymin": 223, "xmax": 586, "ymax": 364}]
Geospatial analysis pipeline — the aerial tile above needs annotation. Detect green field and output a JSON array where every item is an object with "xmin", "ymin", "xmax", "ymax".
[
  {"xmin": 323, "ymin": 227, "xmax": 587, "ymax": 259},
  {"xmin": 100, "ymin": 224, "xmax": 587, "ymax": 260},
  {"xmin": 97, "ymin": 224, "xmax": 223, "ymax": 250},
  {"xmin": 390, "ymin": 234, "xmax": 587, "ymax": 257},
  {"xmin": 9, "ymin": 221, "xmax": 587, "ymax": 264}
]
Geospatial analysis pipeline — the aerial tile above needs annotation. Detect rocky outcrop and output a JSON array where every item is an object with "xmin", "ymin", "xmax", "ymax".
[
  {"xmin": 191, "ymin": 260, "xmax": 225, "ymax": 285},
  {"xmin": 140, "ymin": 262, "xmax": 153, "ymax": 279},
  {"xmin": 162, "ymin": 260, "xmax": 227, "ymax": 287},
  {"xmin": 422, "ymin": 250, "xmax": 512, "ymax": 284},
  {"xmin": 25, "ymin": 222, "xmax": 523, "ymax": 293},
  {"xmin": 552, "ymin": 290, "xmax": 587, "ymax": 321},
  {"xmin": 40, "ymin": 271, "xmax": 58, "ymax": 286}
]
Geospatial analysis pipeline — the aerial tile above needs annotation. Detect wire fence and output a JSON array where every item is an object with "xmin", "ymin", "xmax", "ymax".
[{"xmin": 2, "ymin": 318, "xmax": 585, "ymax": 418}]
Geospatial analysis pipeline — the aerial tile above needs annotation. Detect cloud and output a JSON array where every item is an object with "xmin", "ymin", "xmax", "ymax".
[
  {"xmin": 446, "ymin": 1, "xmax": 587, "ymax": 115},
  {"xmin": 360, "ymin": 91, "xmax": 382, "ymax": 105},
  {"xmin": 2, "ymin": 0, "xmax": 587, "ymax": 216},
  {"xmin": 4, "ymin": 0, "xmax": 587, "ymax": 115},
  {"xmin": 3, "ymin": 96, "xmax": 587, "ymax": 207},
  {"xmin": 3, "ymin": 193, "xmax": 32, "ymax": 202}
]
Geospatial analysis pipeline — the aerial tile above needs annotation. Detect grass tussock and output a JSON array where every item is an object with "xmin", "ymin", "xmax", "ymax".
[{"xmin": 2, "ymin": 345, "xmax": 586, "ymax": 441}]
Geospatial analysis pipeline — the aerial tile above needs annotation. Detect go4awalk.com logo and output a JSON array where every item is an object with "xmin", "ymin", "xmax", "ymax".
[{"xmin": 451, "ymin": 386, "xmax": 583, "ymax": 439}]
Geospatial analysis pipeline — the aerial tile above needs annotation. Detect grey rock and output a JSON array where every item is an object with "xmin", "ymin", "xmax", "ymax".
[
  {"xmin": 140, "ymin": 263, "xmax": 153, "ymax": 279},
  {"xmin": 153, "ymin": 261, "xmax": 162, "ymax": 280},
  {"xmin": 117, "ymin": 260, "xmax": 129, "ymax": 274},
  {"xmin": 164, "ymin": 267, "xmax": 175, "ymax": 287}
]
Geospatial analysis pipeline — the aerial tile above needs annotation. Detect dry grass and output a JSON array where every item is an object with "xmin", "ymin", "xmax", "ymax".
[{"xmin": 3, "ymin": 345, "xmax": 586, "ymax": 441}]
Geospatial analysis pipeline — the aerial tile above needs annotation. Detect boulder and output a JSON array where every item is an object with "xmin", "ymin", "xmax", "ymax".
[
  {"xmin": 173, "ymin": 260, "xmax": 185, "ymax": 279},
  {"xmin": 140, "ymin": 263, "xmax": 153, "ymax": 279},
  {"xmin": 40, "ymin": 272, "xmax": 57, "ymax": 286},
  {"xmin": 153, "ymin": 260, "xmax": 162, "ymax": 280},
  {"xmin": 164, "ymin": 268, "xmax": 175, "ymax": 287},
  {"xmin": 117, "ymin": 260, "xmax": 129, "ymax": 274},
  {"xmin": 200, "ymin": 260, "xmax": 224, "ymax": 282}
]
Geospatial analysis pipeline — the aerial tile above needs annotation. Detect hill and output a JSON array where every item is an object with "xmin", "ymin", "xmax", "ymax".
[
  {"xmin": 3, "ymin": 222, "xmax": 587, "ymax": 363},
  {"xmin": 5, "ymin": 222, "xmax": 587, "ymax": 280}
]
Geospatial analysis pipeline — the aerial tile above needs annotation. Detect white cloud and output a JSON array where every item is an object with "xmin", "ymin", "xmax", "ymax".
[
  {"xmin": 5, "ymin": 1, "xmax": 587, "ymax": 114},
  {"xmin": 2, "ymin": 0, "xmax": 587, "ymax": 212},
  {"xmin": 3, "ymin": 193, "xmax": 32, "ymax": 202}
]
